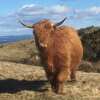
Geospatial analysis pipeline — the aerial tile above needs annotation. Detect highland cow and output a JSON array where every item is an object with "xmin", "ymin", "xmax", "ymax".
[{"xmin": 19, "ymin": 18, "xmax": 83, "ymax": 94}]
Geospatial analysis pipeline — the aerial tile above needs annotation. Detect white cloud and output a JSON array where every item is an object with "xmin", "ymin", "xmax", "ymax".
[
  {"xmin": 50, "ymin": 5, "xmax": 70, "ymax": 14},
  {"xmin": 21, "ymin": 4, "xmax": 35, "ymax": 9},
  {"xmin": 73, "ymin": 10, "xmax": 93, "ymax": 19},
  {"xmin": 89, "ymin": 6, "xmax": 100, "ymax": 14},
  {"xmin": 0, "ymin": 4, "xmax": 70, "ymax": 36},
  {"xmin": 73, "ymin": 6, "xmax": 100, "ymax": 19},
  {"xmin": 17, "ymin": 4, "xmax": 69, "ymax": 16},
  {"xmin": 18, "ymin": 4, "xmax": 47, "ymax": 16},
  {"xmin": 0, "ymin": 4, "xmax": 100, "ymax": 36}
]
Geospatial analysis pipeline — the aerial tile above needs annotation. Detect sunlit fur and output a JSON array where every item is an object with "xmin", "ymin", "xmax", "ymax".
[{"xmin": 33, "ymin": 19, "xmax": 83, "ymax": 94}]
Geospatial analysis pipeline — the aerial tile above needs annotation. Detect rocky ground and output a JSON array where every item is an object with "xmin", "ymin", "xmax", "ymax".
[{"xmin": 0, "ymin": 61, "xmax": 100, "ymax": 100}]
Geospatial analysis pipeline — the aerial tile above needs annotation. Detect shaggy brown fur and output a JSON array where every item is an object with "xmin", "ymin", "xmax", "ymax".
[
  {"xmin": 33, "ymin": 19, "xmax": 83, "ymax": 94},
  {"xmin": 21, "ymin": 19, "xmax": 83, "ymax": 94}
]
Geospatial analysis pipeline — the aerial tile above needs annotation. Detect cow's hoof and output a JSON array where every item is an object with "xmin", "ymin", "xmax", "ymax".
[
  {"xmin": 56, "ymin": 91, "xmax": 66, "ymax": 95},
  {"xmin": 67, "ymin": 79, "xmax": 77, "ymax": 83},
  {"xmin": 71, "ymin": 79, "xmax": 77, "ymax": 82}
]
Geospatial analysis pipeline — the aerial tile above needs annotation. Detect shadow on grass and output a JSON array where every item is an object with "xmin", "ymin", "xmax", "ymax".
[{"xmin": 0, "ymin": 79, "xmax": 48, "ymax": 93}]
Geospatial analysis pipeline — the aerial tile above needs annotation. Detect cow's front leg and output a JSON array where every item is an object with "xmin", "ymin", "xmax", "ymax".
[
  {"xmin": 54, "ymin": 68, "xmax": 70, "ymax": 94},
  {"xmin": 55, "ymin": 81, "xmax": 64, "ymax": 94},
  {"xmin": 70, "ymin": 70, "xmax": 77, "ymax": 82},
  {"xmin": 70, "ymin": 65, "xmax": 77, "ymax": 82},
  {"xmin": 45, "ymin": 67, "xmax": 55, "ymax": 90}
]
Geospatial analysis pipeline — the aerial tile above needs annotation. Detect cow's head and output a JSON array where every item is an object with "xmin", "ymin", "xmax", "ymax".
[{"xmin": 19, "ymin": 18, "xmax": 67, "ymax": 48}]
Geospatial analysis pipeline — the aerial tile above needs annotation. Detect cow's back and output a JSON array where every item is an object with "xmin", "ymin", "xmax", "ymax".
[{"xmin": 51, "ymin": 26, "xmax": 83, "ymax": 69}]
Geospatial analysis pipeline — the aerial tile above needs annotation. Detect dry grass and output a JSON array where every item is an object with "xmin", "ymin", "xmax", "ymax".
[
  {"xmin": 0, "ymin": 39, "xmax": 100, "ymax": 73},
  {"xmin": 0, "ymin": 61, "xmax": 100, "ymax": 100},
  {"xmin": 0, "ymin": 40, "xmax": 40, "ymax": 65},
  {"xmin": 0, "ymin": 39, "xmax": 100, "ymax": 99}
]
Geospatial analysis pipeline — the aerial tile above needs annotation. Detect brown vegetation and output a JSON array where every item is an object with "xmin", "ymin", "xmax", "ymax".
[{"xmin": 78, "ymin": 26, "xmax": 100, "ymax": 62}]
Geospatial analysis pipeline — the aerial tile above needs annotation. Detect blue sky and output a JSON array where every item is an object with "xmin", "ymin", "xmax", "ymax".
[{"xmin": 0, "ymin": 0, "xmax": 100, "ymax": 36}]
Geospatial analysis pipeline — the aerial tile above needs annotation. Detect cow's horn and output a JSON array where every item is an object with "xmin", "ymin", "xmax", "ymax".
[
  {"xmin": 18, "ymin": 20, "xmax": 33, "ymax": 28},
  {"xmin": 54, "ymin": 17, "xmax": 67, "ymax": 27}
]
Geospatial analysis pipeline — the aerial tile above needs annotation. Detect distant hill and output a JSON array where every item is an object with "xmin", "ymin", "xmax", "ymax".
[{"xmin": 0, "ymin": 34, "xmax": 33, "ymax": 44}]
